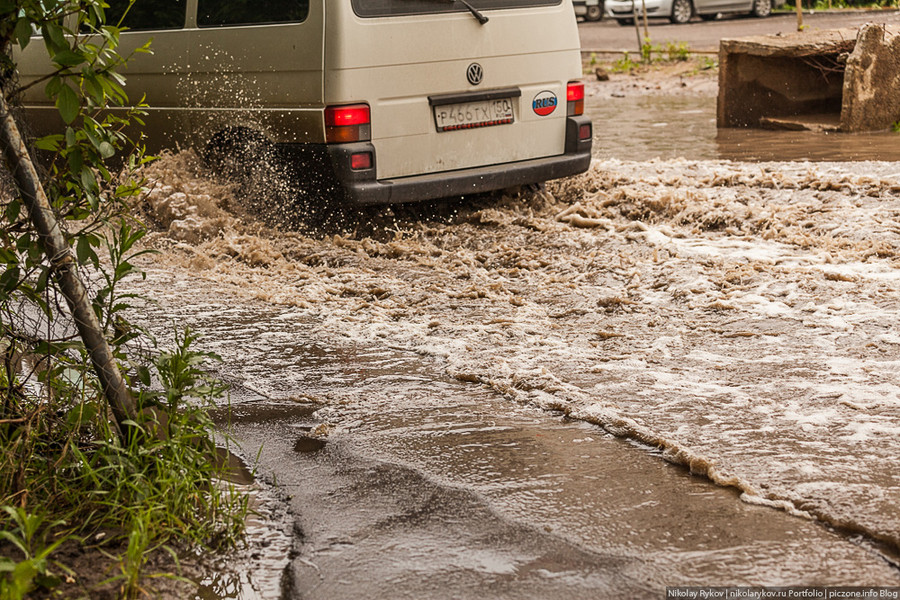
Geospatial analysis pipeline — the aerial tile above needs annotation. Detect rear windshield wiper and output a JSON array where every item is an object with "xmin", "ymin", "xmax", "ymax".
[{"xmin": 442, "ymin": 0, "xmax": 490, "ymax": 24}]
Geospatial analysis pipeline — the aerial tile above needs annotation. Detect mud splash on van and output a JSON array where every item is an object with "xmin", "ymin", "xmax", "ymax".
[{"xmin": 132, "ymin": 150, "xmax": 900, "ymax": 562}]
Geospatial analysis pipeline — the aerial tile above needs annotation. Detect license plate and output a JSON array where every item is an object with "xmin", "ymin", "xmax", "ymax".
[{"xmin": 433, "ymin": 98, "xmax": 514, "ymax": 132}]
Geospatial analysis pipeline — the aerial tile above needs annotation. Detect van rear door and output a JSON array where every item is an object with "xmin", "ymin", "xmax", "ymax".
[{"xmin": 327, "ymin": 0, "xmax": 582, "ymax": 181}]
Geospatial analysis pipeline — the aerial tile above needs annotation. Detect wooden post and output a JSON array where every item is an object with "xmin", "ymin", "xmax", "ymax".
[
  {"xmin": 0, "ymin": 94, "xmax": 137, "ymax": 436},
  {"xmin": 641, "ymin": 0, "xmax": 650, "ymax": 41},
  {"xmin": 632, "ymin": 0, "xmax": 643, "ymax": 55},
  {"xmin": 796, "ymin": 0, "xmax": 803, "ymax": 30}
]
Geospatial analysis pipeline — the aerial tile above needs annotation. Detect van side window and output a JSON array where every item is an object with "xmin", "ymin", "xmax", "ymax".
[
  {"xmin": 104, "ymin": 0, "xmax": 187, "ymax": 30},
  {"xmin": 197, "ymin": 0, "xmax": 309, "ymax": 27}
]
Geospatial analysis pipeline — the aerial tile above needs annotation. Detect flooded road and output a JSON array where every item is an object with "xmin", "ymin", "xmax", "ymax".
[
  {"xmin": 585, "ymin": 79, "xmax": 900, "ymax": 162},
  {"xmin": 126, "ymin": 80, "xmax": 900, "ymax": 597},
  {"xmin": 131, "ymin": 286, "xmax": 900, "ymax": 599}
]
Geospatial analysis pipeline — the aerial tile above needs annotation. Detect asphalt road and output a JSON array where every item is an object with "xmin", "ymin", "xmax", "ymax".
[{"xmin": 577, "ymin": 8, "xmax": 900, "ymax": 52}]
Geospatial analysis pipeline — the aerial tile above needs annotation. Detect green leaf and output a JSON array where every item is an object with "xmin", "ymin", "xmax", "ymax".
[
  {"xmin": 43, "ymin": 21, "xmax": 67, "ymax": 53},
  {"xmin": 14, "ymin": 18, "xmax": 32, "ymax": 50},
  {"xmin": 33, "ymin": 135, "xmax": 62, "ymax": 152},
  {"xmin": 34, "ymin": 266, "xmax": 50, "ymax": 294},
  {"xmin": 0, "ymin": 557, "xmax": 16, "ymax": 573},
  {"xmin": 5, "ymin": 199, "xmax": 20, "ymax": 222},
  {"xmin": 66, "ymin": 147, "xmax": 83, "ymax": 174},
  {"xmin": 56, "ymin": 84, "xmax": 80, "ymax": 124},
  {"xmin": 76, "ymin": 235, "xmax": 98, "ymax": 267},
  {"xmin": 34, "ymin": 573, "xmax": 62, "ymax": 590},
  {"xmin": 45, "ymin": 76, "xmax": 63, "ymax": 98},
  {"xmin": 52, "ymin": 49, "xmax": 85, "ymax": 68},
  {"xmin": 0, "ymin": 248, "xmax": 16, "ymax": 264},
  {"xmin": 98, "ymin": 141, "xmax": 115, "ymax": 159},
  {"xmin": 80, "ymin": 167, "xmax": 99, "ymax": 195},
  {"xmin": 0, "ymin": 267, "xmax": 21, "ymax": 294},
  {"xmin": 66, "ymin": 402, "xmax": 99, "ymax": 429},
  {"xmin": 137, "ymin": 365, "xmax": 152, "ymax": 387}
]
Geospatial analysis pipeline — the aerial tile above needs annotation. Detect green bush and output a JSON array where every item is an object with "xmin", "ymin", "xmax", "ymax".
[{"xmin": 0, "ymin": 2, "xmax": 247, "ymax": 598}]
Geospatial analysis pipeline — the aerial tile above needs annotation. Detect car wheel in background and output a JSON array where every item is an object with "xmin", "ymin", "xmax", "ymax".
[
  {"xmin": 752, "ymin": 0, "xmax": 772, "ymax": 17},
  {"xmin": 586, "ymin": 4, "xmax": 603, "ymax": 20},
  {"xmin": 670, "ymin": 0, "xmax": 692, "ymax": 23}
]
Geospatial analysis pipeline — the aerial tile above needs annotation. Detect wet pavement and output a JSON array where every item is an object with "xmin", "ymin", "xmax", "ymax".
[
  {"xmin": 131, "ymin": 261, "xmax": 900, "ymax": 598},
  {"xmin": 577, "ymin": 9, "xmax": 900, "ymax": 53}
]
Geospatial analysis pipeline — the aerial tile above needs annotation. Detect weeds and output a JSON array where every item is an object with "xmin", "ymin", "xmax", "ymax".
[
  {"xmin": 665, "ymin": 41, "xmax": 691, "ymax": 62},
  {"xmin": 1, "ymin": 3, "xmax": 249, "ymax": 597},
  {"xmin": 641, "ymin": 38, "xmax": 656, "ymax": 63},
  {"xmin": 0, "ymin": 329, "xmax": 247, "ymax": 599},
  {"xmin": 610, "ymin": 41, "xmax": 699, "ymax": 73},
  {"xmin": 780, "ymin": 0, "xmax": 898, "ymax": 9},
  {"xmin": 698, "ymin": 56, "xmax": 718, "ymax": 71},
  {"xmin": 612, "ymin": 51, "xmax": 641, "ymax": 72},
  {"xmin": 0, "ymin": 507, "xmax": 70, "ymax": 599}
]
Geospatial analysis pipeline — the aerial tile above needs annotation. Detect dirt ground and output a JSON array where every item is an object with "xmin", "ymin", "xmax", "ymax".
[{"xmin": 587, "ymin": 56, "xmax": 720, "ymax": 96}]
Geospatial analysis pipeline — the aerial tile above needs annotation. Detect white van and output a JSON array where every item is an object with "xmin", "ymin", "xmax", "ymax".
[{"xmin": 18, "ymin": 0, "xmax": 592, "ymax": 206}]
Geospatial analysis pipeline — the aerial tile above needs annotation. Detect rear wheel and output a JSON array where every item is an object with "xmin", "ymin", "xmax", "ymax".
[
  {"xmin": 752, "ymin": 0, "xmax": 772, "ymax": 17},
  {"xmin": 203, "ymin": 126, "xmax": 269, "ymax": 181},
  {"xmin": 669, "ymin": 0, "xmax": 692, "ymax": 23},
  {"xmin": 204, "ymin": 129, "xmax": 337, "ymax": 230},
  {"xmin": 585, "ymin": 3, "xmax": 604, "ymax": 20}
]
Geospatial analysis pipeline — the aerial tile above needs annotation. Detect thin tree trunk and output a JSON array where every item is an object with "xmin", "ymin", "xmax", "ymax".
[{"xmin": 0, "ymin": 93, "xmax": 137, "ymax": 435}]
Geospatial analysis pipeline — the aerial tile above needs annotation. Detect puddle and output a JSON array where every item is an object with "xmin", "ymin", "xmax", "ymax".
[
  {"xmin": 584, "ymin": 94, "xmax": 900, "ymax": 162},
  {"xmin": 126, "ymin": 285, "xmax": 900, "ymax": 596},
  {"xmin": 293, "ymin": 436, "xmax": 327, "ymax": 453},
  {"xmin": 223, "ymin": 343, "xmax": 900, "ymax": 598}
]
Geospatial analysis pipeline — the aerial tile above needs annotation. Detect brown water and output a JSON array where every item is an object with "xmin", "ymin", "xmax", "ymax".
[
  {"xmin": 123, "ymin": 93, "xmax": 900, "ymax": 597},
  {"xmin": 585, "ymin": 93, "xmax": 900, "ymax": 162},
  {"xmin": 129, "ymin": 290, "xmax": 900, "ymax": 598},
  {"xmin": 114, "ymin": 89, "xmax": 900, "ymax": 599}
]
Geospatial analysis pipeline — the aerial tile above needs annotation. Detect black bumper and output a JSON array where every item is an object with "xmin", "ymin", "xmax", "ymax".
[{"xmin": 326, "ymin": 115, "xmax": 593, "ymax": 206}]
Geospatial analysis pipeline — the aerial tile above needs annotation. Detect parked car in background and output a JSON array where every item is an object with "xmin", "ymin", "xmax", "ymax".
[
  {"xmin": 574, "ymin": 0, "xmax": 604, "ymax": 21},
  {"xmin": 606, "ymin": 0, "xmax": 782, "ymax": 24}
]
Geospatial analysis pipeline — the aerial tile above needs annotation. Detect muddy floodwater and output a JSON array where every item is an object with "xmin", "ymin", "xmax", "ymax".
[
  {"xmin": 585, "ymin": 89, "xmax": 900, "ymax": 163},
  {"xmin": 126, "ymin": 84, "xmax": 900, "ymax": 598}
]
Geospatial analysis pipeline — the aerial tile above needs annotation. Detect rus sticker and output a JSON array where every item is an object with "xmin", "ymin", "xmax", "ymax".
[{"xmin": 532, "ymin": 90, "xmax": 558, "ymax": 116}]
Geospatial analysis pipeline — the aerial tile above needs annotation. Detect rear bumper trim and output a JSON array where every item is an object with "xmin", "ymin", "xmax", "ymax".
[{"xmin": 328, "ymin": 115, "xmax": 593, "ymax": 205}]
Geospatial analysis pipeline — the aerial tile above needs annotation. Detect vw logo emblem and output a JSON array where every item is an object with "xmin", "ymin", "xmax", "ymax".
[{"xmin": 466, "ymin": 63, "xmax": 483, "ymax": 86}]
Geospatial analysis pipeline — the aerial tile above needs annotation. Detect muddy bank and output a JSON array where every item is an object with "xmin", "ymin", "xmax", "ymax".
[
  {"xmin": 130, "ymin": 148, "xmax": 900, "ymax": 566},
  {"xmin": 587, "ymin": 58, "xmax": 719, "ymax": 98}
]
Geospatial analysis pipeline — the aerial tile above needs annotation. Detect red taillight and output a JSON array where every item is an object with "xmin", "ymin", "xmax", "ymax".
[
  {"xmin": 325, "ymin": 104, "xmax": 371, "ymax": 143},
  {"xmin": 567, "ymin": 82, "xmax": 585, "ymax": 116},
  {"xmin": 350, "ymin": 152, "xmax": 372, "ymax": 170},
  {"xmin": 579, "ymin": 123, "xmax": 592, "ymax": 141},
  {"xmin": 325, "ymin": 105, "xmax": 370, "ymax": 127}
]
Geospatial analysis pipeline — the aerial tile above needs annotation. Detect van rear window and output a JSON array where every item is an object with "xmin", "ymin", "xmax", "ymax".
[
  {"xmin": 197, "ymin": 0, "xmax": 309, "ymax": 26},
  {"xmin": 105, "ymin": 0, "xmax": 186, "ymax": 30},
  {"xmin": 352, "ymin": 0, "xmax": 561, "ymax": 18}
]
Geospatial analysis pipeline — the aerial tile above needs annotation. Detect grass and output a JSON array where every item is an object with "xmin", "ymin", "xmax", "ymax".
[
  {"xmin": 606, "ymin": 41, "xmax": 704, "ymax": 74},
  {"xmin": 0, "ymin": 329, "xmax": 247, "ymax": 599},
  {"xmin": 779, "ymin": 0, "xmax": 898, "ymax": 9}
]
